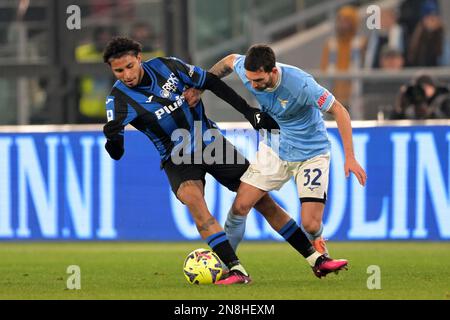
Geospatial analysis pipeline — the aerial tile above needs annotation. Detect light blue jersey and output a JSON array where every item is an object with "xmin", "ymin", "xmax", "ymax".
[{"xmin": 233, "ymin": 55, "xmax": 335, "ymax": 162}]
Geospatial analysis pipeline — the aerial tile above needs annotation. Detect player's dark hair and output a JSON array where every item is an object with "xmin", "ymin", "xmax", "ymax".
[
  {"xmin": 244, "ymin": 44, "xmax": 276, "ymax": 72},
  {"xmin": 103, "ymin": 36, "xmax": 142, "ymax": 63}
]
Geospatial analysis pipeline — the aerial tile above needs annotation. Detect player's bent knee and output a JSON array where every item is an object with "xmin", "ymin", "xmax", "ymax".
[
  {"xmin": 255, "ymin": 193, "xmax": 270, "ymax": 206},
  {"xmin": 254, "ymin": 194, "xmax": 277, "ymax": 213},
  {"xmin": 177, "ymin": 187, "xmax": 204, "ymax": 207}
]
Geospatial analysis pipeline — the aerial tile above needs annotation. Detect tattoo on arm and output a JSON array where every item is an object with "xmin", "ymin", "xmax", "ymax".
[
  {"xmin": 209, "ymin": 58, "xmax": 234, "ymax": 79},
  {"xmin": 198, "ymin": 217, "xmax": 217, "ymax": 232}
]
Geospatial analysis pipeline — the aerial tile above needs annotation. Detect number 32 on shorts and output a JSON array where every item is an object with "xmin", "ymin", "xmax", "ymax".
[{"xmin": 303, "ymin": 168, "xmax": 322, "ymax": 187}]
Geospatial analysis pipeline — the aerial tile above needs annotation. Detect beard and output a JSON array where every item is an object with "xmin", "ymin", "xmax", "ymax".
[{"xmin": 256, "ymin": 75, "xmax": 275, "ymax": 91}]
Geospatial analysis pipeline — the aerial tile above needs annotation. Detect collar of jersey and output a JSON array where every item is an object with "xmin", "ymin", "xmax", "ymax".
[
  {"xmin": 264, "ymin": 65, "xmax": 282, "ymax": 93},
  {"xmin": 137, "ymin": 63, "xmax": 156, "ymax": 91}
]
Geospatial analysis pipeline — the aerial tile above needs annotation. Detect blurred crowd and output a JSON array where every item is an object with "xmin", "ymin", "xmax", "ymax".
[
  {"xmin": 74, "ymin": 0, "xmax": 165, "ymax": 123},
  {"xmin": 393, "ymin": 74, "xmax": 450, "ymax": 119},
  {"xmin": 0, "ymin": 0, "xmax": 166, "ymax": 124},
  {"xmin": 75, "ymin": 22, "xmax": 165, "ymax": 123},
  {"xmin": 320, "ymin": 0, "xmax": 450, "ymax": 120},
  {"xmin": 0, "ymin": 0, "xmax": 448, "ymax": 125}
]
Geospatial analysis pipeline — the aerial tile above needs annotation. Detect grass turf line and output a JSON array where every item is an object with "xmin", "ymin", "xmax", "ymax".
[{"xmin": 0, "ymin": 242, "xmax": 449, "ymax": 300}]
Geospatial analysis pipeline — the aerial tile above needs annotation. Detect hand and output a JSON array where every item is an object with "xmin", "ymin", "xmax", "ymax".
[
  {"xmin": 103, "ymin": 120, "xmax": 123, "ymax": 140},
  {"xmin": 345, "ymin": 157, "xmax": 367, "ymax": 186},
  {"xmin": 250, "ymin": 111, "xmax": 280, "ymax": 130},
  {"xmin": 103, "ymin": 120, "xmax": 124, "ymax": 160},
  {"xmin": 105, "ymin": 139, "xmax": 124, "ymax": 160},
  {"xmin": 183, "ymin": 88, "xmax": 202, "ymax": 107}
]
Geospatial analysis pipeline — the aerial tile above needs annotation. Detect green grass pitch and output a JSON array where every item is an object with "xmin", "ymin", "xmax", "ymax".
[{"xmin": 0, "ymin": 242, "xmax": 449, "ymax": 300}]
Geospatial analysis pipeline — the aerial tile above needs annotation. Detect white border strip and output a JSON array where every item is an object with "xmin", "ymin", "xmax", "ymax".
[
  {"xmin": 0, "ymin": 119, "xmax": 448, "ymax": 133},
  {"xmin": 0, "ymin": 124, "xmax": 103, "ymax": 133},
  {"xmin": 218, "ymin": 120, "xmax": 450, "ymax": 129}
]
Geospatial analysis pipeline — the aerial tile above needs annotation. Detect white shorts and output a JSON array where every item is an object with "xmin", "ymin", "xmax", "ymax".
[{"xmin": 240, "ymin": 143, "xmax": 330, "ymax": 203}]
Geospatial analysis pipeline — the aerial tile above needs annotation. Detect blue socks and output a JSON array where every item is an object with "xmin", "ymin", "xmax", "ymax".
[
  {"xmin": 206, "ymin": 231, "xmax": 228, "ymax": 249},
  {"xmin": 224, "ymin": 210, "xmax": 247, "ymax": 252},
  {"xmin": 278, "ymin": 219, "xmax": 298, "ymax": 240},
  {"xmin": 278, "ymin": 218, "xmax": 316, "ymax": 258},
  {"xmin": 206, "ymin": 231, "xmax": 238, "ymax": 268}
]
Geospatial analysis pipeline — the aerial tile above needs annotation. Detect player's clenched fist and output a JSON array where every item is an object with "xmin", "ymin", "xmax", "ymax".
[
  {"xmin": 103, "ymin": 119, "xmax": 122, "ymax": 140},
  {"xmin": 183, "ymin": 88, "xmax": 202, "ymax": 107}
]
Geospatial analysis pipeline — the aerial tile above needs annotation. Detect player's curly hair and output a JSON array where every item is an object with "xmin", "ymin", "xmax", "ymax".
[
  {"xmin": 103, "ymin": 36, "xmax": 142, "ymax": 64},
  {"xmin": 244, "ymin": 44, "xmax": 276, "ymax": 72}
]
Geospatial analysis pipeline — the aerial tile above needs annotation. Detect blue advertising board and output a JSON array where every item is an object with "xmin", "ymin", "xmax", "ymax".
[{"xmin": 0, "ymin": 123, "xmax": 449, "ymax": 241}]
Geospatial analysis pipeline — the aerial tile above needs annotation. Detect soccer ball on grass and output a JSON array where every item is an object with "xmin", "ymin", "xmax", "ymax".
[{"xmin": 183, "ymin": 248, "xmax": 223, "ymax": 284}]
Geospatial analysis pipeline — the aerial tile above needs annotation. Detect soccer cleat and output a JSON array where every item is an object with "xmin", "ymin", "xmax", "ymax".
[
  {"xmin": 215, "ymin": 270, "xmax": 251, "ymax": 285},
  {"xmin": 311, "ymin": 237, "xmax": 329, "ymax": 256},
  {"xmin": 312, "ymin": 255, "xmax": 348, "ymax": 279},
  {"xmin": 221, "ymin": 262, "xmax": 229, "ymax": 276}
]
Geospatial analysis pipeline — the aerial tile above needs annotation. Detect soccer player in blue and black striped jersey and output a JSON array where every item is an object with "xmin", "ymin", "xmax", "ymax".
[{"xmin": 101, "ymin": 37, "xmax": 298, "ymax": 285}]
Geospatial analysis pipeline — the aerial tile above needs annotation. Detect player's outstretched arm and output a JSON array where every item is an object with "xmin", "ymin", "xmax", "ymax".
[
  {"xmin": 327, "ymin": 100, "xmax": 367, "ymax": 186},
  {"xmin": 201, "ymin": 72, "xmax": 279, "ymax": 130},
  {"xmin": 183, "ymin": 54, "xmax": 238, "ymax": 107}
]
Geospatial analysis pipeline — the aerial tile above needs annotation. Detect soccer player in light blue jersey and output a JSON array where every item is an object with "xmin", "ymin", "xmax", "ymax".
[{"xmin": 185, "ymin": 44, "xmax": 367, "ymax": 277}]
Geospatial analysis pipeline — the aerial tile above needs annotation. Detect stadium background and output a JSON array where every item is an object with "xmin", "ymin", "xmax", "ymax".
[{"xmin": 0, "ymin": 0, "xmax": 449, "ymax": 300}]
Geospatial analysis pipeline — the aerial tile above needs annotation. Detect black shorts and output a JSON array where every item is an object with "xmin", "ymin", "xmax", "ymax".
[{"xmin": 163, "ymin": 140, "xmax": 250, "ymax": 195}]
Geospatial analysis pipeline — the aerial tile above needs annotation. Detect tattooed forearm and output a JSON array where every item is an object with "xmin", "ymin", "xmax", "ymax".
[
  {"xmin": 209, "ymin": 63, "xmax": 233, "ymax": 78},
  {"xmin": 209, "ymin": 55, "xmax": 235, "ymax": 78},
  {"xmin": 198, "ymin": 217, "xmax": 217, "ymax": 232}
]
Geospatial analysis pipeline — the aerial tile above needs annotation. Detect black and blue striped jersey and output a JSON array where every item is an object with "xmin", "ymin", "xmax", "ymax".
[{"xmin": 105, "ymin": 57, "xmax": 218, "ymax": 162}]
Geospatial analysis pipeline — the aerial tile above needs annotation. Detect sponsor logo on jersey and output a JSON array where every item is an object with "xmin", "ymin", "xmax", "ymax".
[
  {"xmin": 154, "ymin": 96, "xmax": 185, "ymax": 119},
  {"xmin": 160, "ymin": 90, "xmax": 171, "ymax": 99},
  {"xmin": 317, "ymin": 90, "xmax": 330, "ymax": 109},
  {"xmin": 146, "ymin": 95, "xmax": 154, "ymax": 103},
  {"xmin": 162, "ymin": 72, "xmax": 179, "ymax": 93}
]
